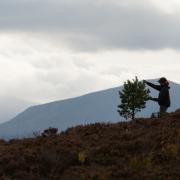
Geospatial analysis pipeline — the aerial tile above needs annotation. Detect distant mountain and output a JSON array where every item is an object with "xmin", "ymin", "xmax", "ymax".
[
  {"xmin": 0, "ymin": 80, "xmax": 180, "ymax": 139},
  {"xmin": 0, "ymin": 96, "xmax": 34, "ymax": 123}
]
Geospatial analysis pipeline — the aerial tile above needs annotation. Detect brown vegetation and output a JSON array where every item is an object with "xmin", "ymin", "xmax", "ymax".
[{"xmin": 0, "ymin": 111, "xmax": 180, "ymax": 179}]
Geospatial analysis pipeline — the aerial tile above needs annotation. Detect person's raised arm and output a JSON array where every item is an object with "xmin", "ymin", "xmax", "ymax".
[{"xmin": 143, "ymin": 80, "xmax": 161, "ymax": 91}]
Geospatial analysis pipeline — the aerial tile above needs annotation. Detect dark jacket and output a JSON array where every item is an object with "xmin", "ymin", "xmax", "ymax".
[{"xmin": 146, "ymin": 81, "xmax": 170, "ymax": 107}]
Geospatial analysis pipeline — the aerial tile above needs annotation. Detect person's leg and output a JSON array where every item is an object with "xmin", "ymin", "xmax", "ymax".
[
  {"xmin": 160, "ymin": 106, "xmax": 168, "ymax": 113},
  {"xmin": 159, "ymin": 105, "xmax": 168, "ymax": 117}
]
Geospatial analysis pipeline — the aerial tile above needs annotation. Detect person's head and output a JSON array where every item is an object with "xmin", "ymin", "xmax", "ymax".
[{"xmin": 158, "ymin": 77, "xmax": 169, "ymax": 86}]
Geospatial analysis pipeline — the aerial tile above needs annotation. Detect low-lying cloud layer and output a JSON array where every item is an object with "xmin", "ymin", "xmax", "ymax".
[{"xmin": 0, "ymin": 34, "xmax": 180, "ymax": 103}]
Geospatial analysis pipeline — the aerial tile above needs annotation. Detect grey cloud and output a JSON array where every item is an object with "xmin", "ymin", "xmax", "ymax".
[{"xmin": 0, "ymin": 0, "xmax": 180, "ymax": 50}]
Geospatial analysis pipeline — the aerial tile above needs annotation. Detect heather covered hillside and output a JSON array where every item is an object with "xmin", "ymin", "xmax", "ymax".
[{"xmin": 0, "ymin": 111, "xmax": 180, "ymax": 179}]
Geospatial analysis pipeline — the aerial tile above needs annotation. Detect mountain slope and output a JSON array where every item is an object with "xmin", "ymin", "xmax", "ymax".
[
  {"xmin": 0, "ymin": 81, "xmax": 180, "ymax": 139},
  {"xmin": 0, "ymin": 111, "xmax": 180, "ymax": 179},
  {"xmin": 0, "ymin": 96, "xmax": 34, "ymax": 123}
]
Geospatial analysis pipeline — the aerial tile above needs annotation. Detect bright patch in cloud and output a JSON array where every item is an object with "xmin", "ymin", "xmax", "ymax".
[{"xmin": 149, "ymin": 0, "xmax": 180, "ymax": 14}]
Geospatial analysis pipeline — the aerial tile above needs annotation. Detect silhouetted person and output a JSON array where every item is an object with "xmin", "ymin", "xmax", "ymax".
[{"xmin": 143, "ymin": 77, "xmax": 170, "ymax": 115}]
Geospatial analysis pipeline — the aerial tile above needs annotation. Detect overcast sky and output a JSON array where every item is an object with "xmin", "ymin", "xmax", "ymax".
[{"xmin": 0, "ymin": 0, "xmax": 180, "ymax": 103}]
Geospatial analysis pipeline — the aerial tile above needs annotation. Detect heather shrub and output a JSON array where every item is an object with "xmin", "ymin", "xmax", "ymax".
[{"xmin": 41, "ymin": 127, "xmax": 58, "ymax": 137}]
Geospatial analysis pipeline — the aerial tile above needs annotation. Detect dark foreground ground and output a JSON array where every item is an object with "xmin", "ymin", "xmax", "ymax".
[{"xmin": 0, "ymin": 111, "xmax": 180, "ymax": 180}]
